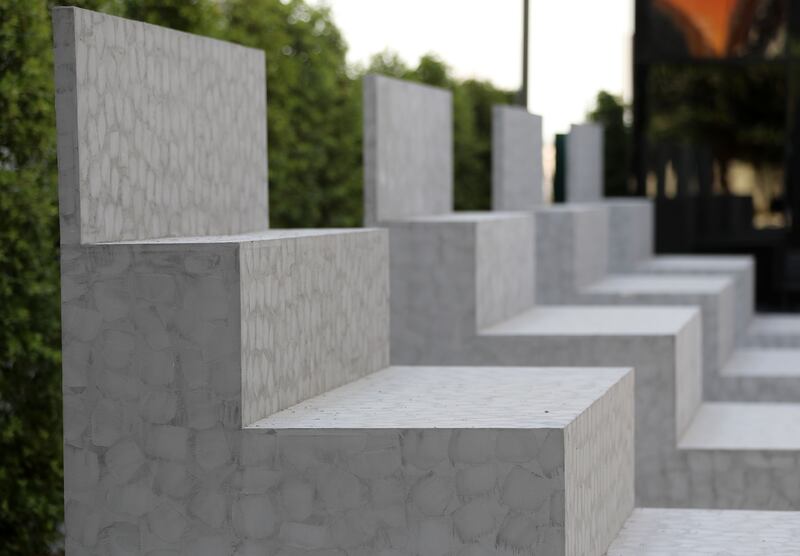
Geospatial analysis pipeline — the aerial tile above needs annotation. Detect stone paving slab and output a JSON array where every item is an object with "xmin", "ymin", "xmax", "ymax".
[{"xmin": 607, "ymin": 508, "xmax": 800, "ymax": 555}]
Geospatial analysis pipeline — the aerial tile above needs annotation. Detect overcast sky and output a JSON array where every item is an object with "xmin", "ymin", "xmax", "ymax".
[{"xmin": 317, "ymin": 0, "xmax": 634, "ymax": 141}]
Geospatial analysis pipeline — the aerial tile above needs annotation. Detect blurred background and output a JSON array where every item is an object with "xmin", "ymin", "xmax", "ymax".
[{"xmin": 0, "ymin": 0, "xmax": 793, "ymax": 553}]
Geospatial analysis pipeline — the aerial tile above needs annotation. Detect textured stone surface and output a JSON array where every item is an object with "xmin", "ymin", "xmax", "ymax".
[
  {"xmin": 605, "ymin": 199, "xmax": 653, "ymax": 272},
  {"xmin": 581, "ymin": 275, "xmax": 736, "ymax": 386},
  {"xmin": 388, "ymin": 212, "xmax": 536, "ymax": 362},
  {"xmin": 637, "ymin": 254, "xmax": 755, "ymax": 343},
  {"xmin": 61, "ymin": 229, "xmax": 389, "ymax": 431},
  {"xmin": 533, "ymin": 205, "xmax": 609, "ymax": 302},
  {"xmin": 747, "ymin": 314, "xmax": 800, "ymax": 347},
  {"xmin": 363, "ymin": 74, "xmax": 452, "ymax": 225},
  {"xmin": 608, "ymin": 508, "xmax": 800, "ymax": 555},
  {"xmin": 252, "ymin": 366, "xmax": 629, "ymax": 428},
  {"xmin": 679, "ymin": 402, "xmax": 800, "ymax": 450},
  {"xmin": 252, "ymin": 366, "xmax": 635, "ymax": 556},
  {"xmin": 238, "ymin": 231, "xmax": 389, "ymax": 424},
  {"xmin": 565, "ymin": 123, "xmax": 603, "ymax": 203},
  {"xmin": 491, "ymin": 106, "xmax": 543, "ymax": 210},
  {"xmin": 53, "ymin": 7, "xmax": 268, "ymax": 245},
  {"xmin": 482, "ymin": 310, "xmax": 800, "ymax": 510},
  {"xmin": 480, "ymin": 306, "xmax": 705, "ymax": 508},
  {"xmin": 63, "ymin": 315, "xmax": 635, "ymax": 556},
  {"xmin": 715, "ymin": 348, "xmax": 800, "ymax": 402}
]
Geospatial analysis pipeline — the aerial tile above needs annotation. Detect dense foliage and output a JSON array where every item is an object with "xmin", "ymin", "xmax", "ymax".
[
  {"xmin": 588, "ymin": 91, "xmax": 633, "ymax": 197},
  {"xmin": 0, "ymin": 1, "xmax": 514, "ymax": 552},
  {"xmin": 647, "ymin": 63, "xmax": 785, "ymax": 192}
]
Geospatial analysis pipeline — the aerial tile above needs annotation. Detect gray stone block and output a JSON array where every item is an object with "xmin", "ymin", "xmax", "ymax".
[
  {"xmin": 491, "ymin": 105, "xmax": 543, "ymax": 210},
  {"xmin": 61, "ymin": 230, "xmax": 390, "ymax": 427},
  {"xmin": 533, "ymin": 204, "xmax": 609, "ymax": 302},
  {"xmin": 714, "ymin": 348, "xmax": 800, "ymax": 401},
  {"xmin": 580, "ymin": 275, "xmax": 737, "ymax": 387},
  {"xmin": 52, "ymin": 7, "xmax": 268, "ymax": 245},
  {"xmin": 565, "ymin": 123, "xmax": 603, "ymax": 203},
  {"xmin": 388, "ymin": 212, "xmax": 536, "ymax": 362},
  {"xmin": 609, "ymin": 508, "xmax": 800, "ymax": 554},
  {"xmin": 605, "ymin": 199, "xmax": 654, "ymax": 271},
  {"xmin": 363, "ymin": 74, "xmax": 452, "ymax": 225},
  {"xmin": 637, "ymin": 254, "xmax": 755, "ymax": 343},
  {"xmin": 55, "ymin": 12, "xmax": 642, "ymax": 554}
]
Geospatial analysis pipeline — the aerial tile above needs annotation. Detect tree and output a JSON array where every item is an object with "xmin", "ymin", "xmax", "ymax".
[
  {"xmin": 588, "ymin": 91, "xmax": 633, "ymax": 197},
  {"xmin": 0, "ymin": 1, "xmax": 63, "ymax": 553},
  {"xmin": 225, "ymin": 0, "xmax": 362, "ymax": 227}
]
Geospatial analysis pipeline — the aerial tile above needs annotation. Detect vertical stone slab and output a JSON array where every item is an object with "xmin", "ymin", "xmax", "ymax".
[
  {"xmin": 52, "ymin": 7, "xmax": 268, "ymax": 245},
  {"xmin": 607, "ymin": 199, "xmax": 654, "ymax": 271},
  {"xmin": 566, "ymin": 123, "xmax": 604, "ymax": 203},
  {"xmin": 492, "ymin": 105, "xmax": 543, "ymax": 210},
  {"xmin": 239, "ymin": 231, "xmax": 390, "ymax": 425},
  {"xmin": 363, "ymin": 74, "xmax": 453, "ymax": 225},
  {"xmin": 534, "ymin": 205, "xmax": 609, "ymax": 302}
]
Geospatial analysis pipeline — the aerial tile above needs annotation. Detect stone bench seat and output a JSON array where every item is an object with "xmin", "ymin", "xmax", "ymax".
[
  {"xmin": 482, "ymin": 305, "xmax": 699, "ymax": 337},
  {"xmin": 714, "ymin": 348, "xmax": 800, "ymax": 401},
  {"xmin": 580, "ymin": 275, "xmax": 735, "ymax": 386},
  {"xmin": 248, "ymin": 365, "xmax": 634, "ymax": 555},
  {"xmin": 608, "ymin": 508, "xmax": 800, "ymax": 554},
  {"xmin": 679, "ymin": 402, "xmax": 800, "ymax": 451},
  {"xmin": 747, "ymin": 314, "xmax": 800, "ymax": 348},
  {"xmin": 636, "ymin": 255, "xmax": 754, "ymax": 341},
  {"xmin": 251, "ymin": 365, "xmax": 630, "ymax": 429}
]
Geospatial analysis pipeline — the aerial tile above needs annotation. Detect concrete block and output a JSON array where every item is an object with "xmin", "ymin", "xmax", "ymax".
[
  {"xmin": 52, "ymin": 7, "xmax": 268, "ymax": 245},
  {"xmin": 533, "ymin": 205, "xmax": 609, "ymax": 302},
  {"xmin": 387, "ymin": 212, "xmax": 535, "ymax": 362},
  {"xmin": 60, "ymin": 230, "xmax": 389, "ymax": 430},
  {"xmin": 637, "ymin": 254, "xmax": 755, "ymax": 343},
  {"xmin": 605, "ymin": 199, "xmax": 654, "ymax": 271},
  {"xmin": 566, "ymin": 123, "xmax": 603, "ymax": 203},
  {"xmin": 581, "ymin": 275, "xmax": 736, "ymax": 382},
  {"xmin": 491, "ymin": 106, "xmax": 543, "ymax": 210},
  {"xmin": 252, "ymin": 366, "xmax": 635, "ymax": 556},
  {"xmin": 363, "ymin": 74, "xmax": 452, "ymax": 225},
  {"xmin": 715, "ymin": 348, "xmax": 800, "ymax": 401},
  {"xmin": 608, "ymin": 508, "xmax": 800, "ymax": 554}
]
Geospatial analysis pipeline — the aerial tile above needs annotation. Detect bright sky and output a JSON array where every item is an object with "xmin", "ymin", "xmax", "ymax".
[{"xmin": 317, "ymin": 0, "xmax": 634, "ymax": 141}]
